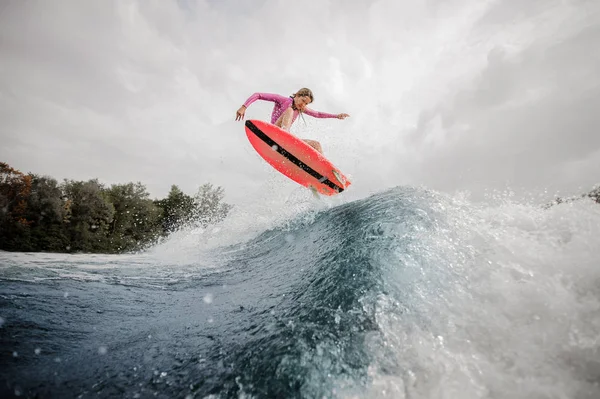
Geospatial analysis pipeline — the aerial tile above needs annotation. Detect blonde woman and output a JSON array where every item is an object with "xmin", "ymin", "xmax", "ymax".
[{"xmin": 236, "ymin": 88, "xmax": 349, "ymax": 153}]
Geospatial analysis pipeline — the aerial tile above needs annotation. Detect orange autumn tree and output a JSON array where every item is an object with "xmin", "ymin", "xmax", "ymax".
[{"xmin": 0, "ymin": 162, "xmax": 32, "ymax": 226}]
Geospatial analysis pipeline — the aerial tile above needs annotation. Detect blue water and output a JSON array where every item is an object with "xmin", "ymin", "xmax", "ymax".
[{"xmin": 1, "ymin": 187, "xmax": 599, "ymax": 398}]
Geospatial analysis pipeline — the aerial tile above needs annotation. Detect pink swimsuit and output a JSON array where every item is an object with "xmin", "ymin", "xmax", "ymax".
[{"xmin": 243, "ymin": 93, "xmax": 338, "ymax": 125}]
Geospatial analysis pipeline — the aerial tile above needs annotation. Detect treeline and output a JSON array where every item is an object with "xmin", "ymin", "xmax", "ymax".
[
  {"xmin": 0, "ymin": 162, "xmax": 233, "ymax": 253},
  {"xmin": 546, "ymin": 186, "xmax": 600, "ymax": 208}
]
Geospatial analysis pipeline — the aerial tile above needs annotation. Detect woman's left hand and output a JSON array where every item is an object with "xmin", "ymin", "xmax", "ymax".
[{"xmin": 337, "ymin": 113, "xmax": 350, "ymax": 119}]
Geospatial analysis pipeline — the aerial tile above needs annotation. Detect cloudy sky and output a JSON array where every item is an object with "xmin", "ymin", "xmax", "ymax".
[{"xmin": 1, "ymin": 0, "xmax": 599, "ymax": 205}]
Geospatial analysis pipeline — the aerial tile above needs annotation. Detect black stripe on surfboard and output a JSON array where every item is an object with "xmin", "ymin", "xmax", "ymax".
[{"xmin": 245, "ymin": 120, "xmax": 344, "ymax": 193}]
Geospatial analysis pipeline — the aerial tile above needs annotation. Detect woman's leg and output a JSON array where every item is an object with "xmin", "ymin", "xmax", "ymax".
[
  {"xmin": 275, "ymin": 109, "xmax": 323, "ymax": 153},
  {"xmin": 303, "ymin": 139, "xmax": 323, "ymax": 154}
]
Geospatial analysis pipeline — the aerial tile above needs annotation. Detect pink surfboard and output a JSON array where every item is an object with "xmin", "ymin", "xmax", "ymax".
[{"xmin": 244, "ymin": 119, "xmax": 351, "ymax": 196}]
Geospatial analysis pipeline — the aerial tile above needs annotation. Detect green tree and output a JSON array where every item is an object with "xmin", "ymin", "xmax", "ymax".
[
  {"xmin": 155, "ymin": 185, "xmax": 195, "ymax": 232},
  {"xmin": 192, "ymin": 183, "xmax": 233, "ymax": 227},
  {"xmin": 546, "ymin": 185, "xmax": 600, "ymax": 208},
  {"xmin": 105, "ymin": 182, "xmax": 162, "ymax": 252},
  {"xmin": 61, "ymin": 179, "xmax": 114, "ymax": 252},
  {"xmin": 587, "ymin": 186, "xmax": 600, "ymax": 204},
  {"xmin": 25, "ymin": 175, "xmax": 69, "ymax": 251},
  {"xmin": 0, "ymin": 161, "xmax": 235, "ymax": 253}
]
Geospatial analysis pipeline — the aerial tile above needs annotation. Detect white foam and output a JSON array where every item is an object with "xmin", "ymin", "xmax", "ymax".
[{"xmin": 367, "ymin": 194, "xmax": 600, "ymax": 398}]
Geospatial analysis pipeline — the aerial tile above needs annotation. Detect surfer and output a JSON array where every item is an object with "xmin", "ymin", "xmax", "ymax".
[{"xmin": 235, "ymin": 88, "xmax": 349, "ymax": 153}]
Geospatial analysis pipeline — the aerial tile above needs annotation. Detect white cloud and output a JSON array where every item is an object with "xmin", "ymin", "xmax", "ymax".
[{"xmin": 1, "ymin": 0, "xmax": 598, "ymax": 205}]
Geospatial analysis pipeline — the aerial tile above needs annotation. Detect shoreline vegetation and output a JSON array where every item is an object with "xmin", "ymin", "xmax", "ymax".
[
  {"xmin": 1, "ymin": 161, "xmax": 598, "ymax": 254},
  {"xmin": 544, "ymin": 187, "xmax": 599, "ymax": 208},
  {"xmin": 0, "ymin": 162, "xmax": 232, "ymax": 254}
]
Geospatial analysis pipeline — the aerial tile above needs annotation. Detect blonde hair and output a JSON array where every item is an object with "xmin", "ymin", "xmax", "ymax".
[{"xmin": 293, "ymin": 88, "xmax": 314, "ymax": 102}]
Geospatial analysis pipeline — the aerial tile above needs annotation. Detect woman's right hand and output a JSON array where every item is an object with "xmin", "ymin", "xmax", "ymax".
[{"xmin": 236, "ymin": 106, "xmax": 246, "ymax": 121}]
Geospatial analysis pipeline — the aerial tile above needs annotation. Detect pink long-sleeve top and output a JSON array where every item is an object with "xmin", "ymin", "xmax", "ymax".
[{"xmin": 242, "ymin": 92, "xmax": 338, "ymax": 125}]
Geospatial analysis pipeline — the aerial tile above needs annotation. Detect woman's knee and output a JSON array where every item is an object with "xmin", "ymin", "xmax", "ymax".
[{"xmin": 303, "ymin": 139, "xmax": 323, "ymax": 153}]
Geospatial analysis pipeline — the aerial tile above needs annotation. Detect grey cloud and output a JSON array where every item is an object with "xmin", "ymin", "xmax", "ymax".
[
  {"xmin": 406, "ymin": 16, "xmax": 600, "ymax": 198},
  {"xmin": 1, "ymin": 0, "xmax": 598, "ymax": 204}
]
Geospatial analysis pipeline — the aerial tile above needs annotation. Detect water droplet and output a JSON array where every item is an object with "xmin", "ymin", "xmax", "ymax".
[
  {"xmin": 208, "ymin": 318, "xmax": 214, "ymax": 323},
  {"xmin": 98, "ymin": 346, "xmax": 108, "ymax": 355},
  {"xmin": 12, "ymin": 351, "xmax": 18, "ymax": 358},
  {"xmin": 64, "ymin": 292, "xmax": 69, "ymax": 298},
  {"xmin": 271, "ymin": 144, "xmax": 278, "ymax": 151},
  {"xmin": 160, "ymin": 371, "xmax": 167, "ymax": 378},
  {"xmin": 34, "ymin": 348, "xmax": 41, "ymax": 355},
  {"xmin": 203, "ymin": 294, "xmax": 213, "ymax": 304}
]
